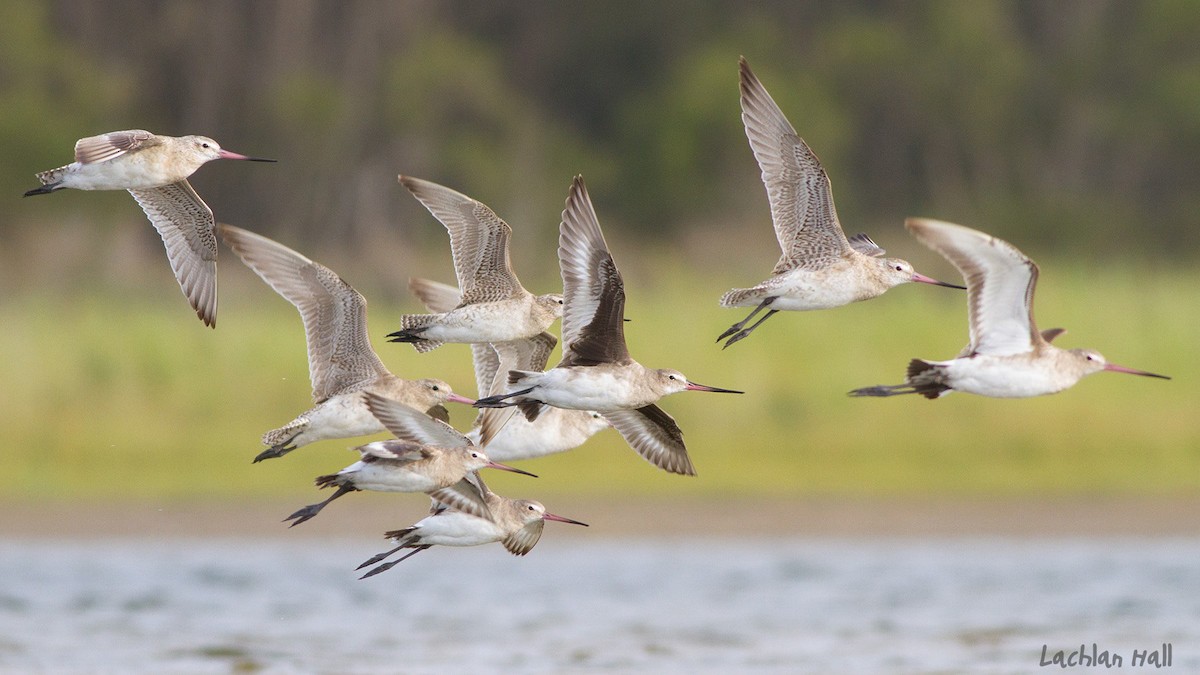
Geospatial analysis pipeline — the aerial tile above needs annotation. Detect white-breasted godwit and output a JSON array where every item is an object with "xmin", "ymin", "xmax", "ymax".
[
  {"xmin": 407, "ymin": 277, "xmax": 611, "ymax": 461},
  {"xmin": 217, "ymin": 224, "xmax": 473, "ymax": 462},
  {"xmin": 849, "ymin": 218, "xmax": 1170, "ymax": 399},
  {"xmin": 357, "ymin": 472, "xmax": 587, "ymax": 578},
  {"xmin": 24, "ymin": 130, "xmax": 275, "ymax": 327},
  {"xmin": 283, "ymin": 392, "xmax": 534, "ymax": 526},
  {"xmin": 717, "ymin": 58, "xmax": 961, "ymax": 348},
  {"xmin": 474, "ymin": 176, "xmax": 742, "ymax": 476},
  {"xmin": 386, "ymin": 176, "xmax": 563, "ymax": 351}
]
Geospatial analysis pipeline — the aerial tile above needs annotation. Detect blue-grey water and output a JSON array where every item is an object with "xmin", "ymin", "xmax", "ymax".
[{"xmin": 0, "ymin": 537, "xmax": 1196, "ymax": 673}]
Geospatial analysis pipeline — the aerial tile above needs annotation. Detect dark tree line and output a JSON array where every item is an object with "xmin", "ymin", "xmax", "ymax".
[{"xmin": 5, "ymin": 0, "xmax": 1198, "ymax": 260}]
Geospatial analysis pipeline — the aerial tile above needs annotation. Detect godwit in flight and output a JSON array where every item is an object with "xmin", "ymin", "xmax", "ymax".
[
  {"xmin": 717, "ymin": 58, "xmax": 960, "ymax": 348},
  {"xmin": 407, "ymin": 277, "xmax": 610, "ymax": 461},
  {"xmin": 849, "ymin": 218, "xmax": 1169, "ymax": 399},
  {"xmin": 283, "ymin": 392, "xmax": 534, "ymax": 526},
  {"xmin": 475, "ymin": 176, "xmax": 742, "ymax": 476},
  {"xmin": 357, "ymin": 472, "xmax": 587, "ymax": 578},
  {"xmin": 218, "ymin": 224, "xmax": 473, "ymax": 462},
  {"xmin": 25, "ymin": 130, "xmax": 275, "ymax": 327},
  {"xmin": 387, "ymin": 176, "xmax": 563, "ymax": 351}
]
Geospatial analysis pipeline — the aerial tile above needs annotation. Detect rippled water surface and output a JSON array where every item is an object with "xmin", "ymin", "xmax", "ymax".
[{"xmin": 0, "ymin": 537, "xmax": 1197, "ymax": 673}]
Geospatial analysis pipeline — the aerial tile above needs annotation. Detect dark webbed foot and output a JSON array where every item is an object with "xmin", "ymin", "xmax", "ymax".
[
  {"xmin": 253, "ymin": 444, "xmax": 296, "ymax": 463},
  {"xmin": 358, "ymin": 548, "xmax": 428, "ymax": 579},
  {"xmin": 283, "ymin": 485, "xmax": 357, "ymax": 527},
  {"xmin": 717, "ymin": 300, "xmax": 777, "ymax": 348},
  {"xmin": 357, "ymin": 545, "xmax": 406, "ymax": 570}
]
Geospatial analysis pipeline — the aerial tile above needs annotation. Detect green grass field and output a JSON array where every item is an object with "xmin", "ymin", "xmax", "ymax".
[{"xmin": 2, "ymin": 259, "xmax": 1195, "ymax": 503}]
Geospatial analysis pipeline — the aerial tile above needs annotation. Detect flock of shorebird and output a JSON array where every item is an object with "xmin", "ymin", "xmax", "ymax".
[{"xmin": 24, "ymin": 57, "xmax": 1168, "ymax": 576}]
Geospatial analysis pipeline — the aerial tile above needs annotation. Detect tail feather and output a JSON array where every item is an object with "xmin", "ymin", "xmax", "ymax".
[
  {"xmin": 30, "ymin": 165, "xmax": 70, "ymax": 191},
  {"xmin": 517, "ymin": 400, "xmax": 543, "ymax": 422},
  {"xmin": 383, "ymin": 526, "xmax": 418, "ymax": 541},
  {"xmin": 400, "ymin": 314, "xmax": 435, "ymax": 330},
  {"xmin": 387, "ymin": 315, "xmax": 443, "ymax": 351},
  {"xmin": 314, "ymin": 473, "xmax": 340, "ymax": 489},
  {"xmin": 262, "ymin": 419, "xmax": 307, "ymax": 448},
  {"xmin": 904, "ymin": 359, "xmax": 952, "ymax": 399},
  {"xmin": 719, "ymin": 287, "xmax": 764, "ymax": 308},
  {"xmin": 849, "ymin": 359, "xmax": 950, "ymax": 399},
  {"xmin": 507, "ymin": 369, "xmax": 539, "ymax": 387}
]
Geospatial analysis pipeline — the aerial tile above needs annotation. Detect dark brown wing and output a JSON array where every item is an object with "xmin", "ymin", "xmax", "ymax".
[
  {"xmin": 602, "ymin": 405, "xmax": 695, "ymax": 476},
  {"xmin": 557, "ymin": 175, "xmax": 630, "ymax": 367}
]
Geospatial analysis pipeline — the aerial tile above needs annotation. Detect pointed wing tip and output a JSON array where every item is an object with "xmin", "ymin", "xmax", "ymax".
[{"xmin": 905, "ymin": 217, "xmax": 959, "ymax": 235}]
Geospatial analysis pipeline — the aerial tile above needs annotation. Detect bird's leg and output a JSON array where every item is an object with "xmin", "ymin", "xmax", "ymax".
[
  {"xmin": 358, "ymin": 546, "xmax": 429, "ymax": 579},
  {"xmin": 473, "ymin": 387, "xmax": 535, "ymax": 408},
  {"xmin": 721, "ymin": 309, "xmax": 779, "ymax": 349},
  {"xmin": 253, "ymin": 433, "xmax": 302, "ymax": 463},
  {"xmin": 716, "ymin": 298, "xmax": 775, "ymax": 343},
  {"xmin": 23, "ymin": 184, "xmax": 60, "ymax": 197},
  {"xmin": 357, "ymin": 545, "xmax": 406, "ymax": 570},
  {"xmin": 283, "ymin": 485, "xmax": 358, "ymax": 527},
  {"xmin": 846, "ymin": 383, "xmax": 917, "ymax": 397}
]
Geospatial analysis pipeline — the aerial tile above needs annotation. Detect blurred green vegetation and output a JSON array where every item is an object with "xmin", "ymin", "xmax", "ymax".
[{"xmin": 1, "ymin": 255, "xmax": 1194, "ymax": 503}]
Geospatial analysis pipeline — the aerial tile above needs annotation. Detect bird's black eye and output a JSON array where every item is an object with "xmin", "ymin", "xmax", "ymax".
[
  {"xmin": 201, "ymin": 142, "xmax": 210, "ymax": 148},
  {"xmin": 895, "ymin": 265, "xmax": 904, "ymax": 271},
  {"xmin": 431, "ymin": 385, "xmax": 440, "ymax": 391}
]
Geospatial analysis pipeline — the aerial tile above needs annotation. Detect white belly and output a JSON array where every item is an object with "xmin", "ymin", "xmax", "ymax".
[
  {"xmin": 413, "ymin": 512, "xmax": 504, "ymax": 547},
  {"xmin": 765, "ymin": 266, "xmax": 872, "ymax": 310},
  {"xmin": 943, "ymin": 357, "xmax": 1076, "ymax": 398},
  {"xmin": 526, "ymin": 368, "xmax": 648, "ymax": 411},
  {"xmin": 64, "ymin": 155, "xmax": 188, "ymax": 191},
  {"xmin": 344, "ymin": 461, "xmax": 440, "ymax": 493},
  {"xmin": 477, "ymin": 409, "xmax": 607, "ymax": 461},
  {"xmin": 299, "ymin": 394, "xmax": 384, "ymax": 443},
  {"xmin": 422, "ymin": 298, "xmax": 543, "ymax": 343}
]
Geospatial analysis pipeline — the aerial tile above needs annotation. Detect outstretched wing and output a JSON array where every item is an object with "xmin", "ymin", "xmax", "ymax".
[
  {"xmin": 218, "ymin": 223, "xmax": 387, "ymax": 399},
  {"xmin": 400, "ymin": 176, "xmax": 524, "ymax": 304},
  {"xmin": 557, "ymin": 176, "xmax": 630, "ymax": 366},
  {"xmin": 427, "ymin": 478, "xmax": 493, "ymax": 521},
  {"xmin": 365, "ymin": 392, "xmax": 471, "ymax": 448},
  {"xmin": 739, "ymin": 57, "xmax": 851, "ymax": 273},
  {"xmin": 128, "ymin": 180, "xmax": 218, "ymax": 327},
  {"xmin": 502, "ymin": 519, "xmax": 545, "ymax": 556},
  {"xmin": 601, "ymin": 405, "xmax": 695, "ymax": 476},
  {"xmin": 906, "ymin": 218, "xmax": 1039, "ymax": 356}
]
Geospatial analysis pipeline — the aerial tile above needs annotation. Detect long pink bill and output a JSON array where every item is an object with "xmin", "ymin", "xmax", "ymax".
[
  {"xmin": 485, "ymin": 461, "xmax": 538, "ymax": 478},
  {"xmin": 446, "ymin": 393, "xmax": 477, "ymax": 405},
  {"xmin": 685, "ymin": 381, "xmax": 744, "ymax": 394},
  {"xmin": 544, "ymin": 512, "xmax": 589, "ymax": 527},
  {"xmin": 218, "ymin": 149, "xmax": 277, "ymax": 162},
  {"xmin": 912, "ymin": 272, "xmax": 966, "ymax": 289},
  {"xmin": 1104, "ymin": 363, "xmax": 1171, "ymax": 379}
]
